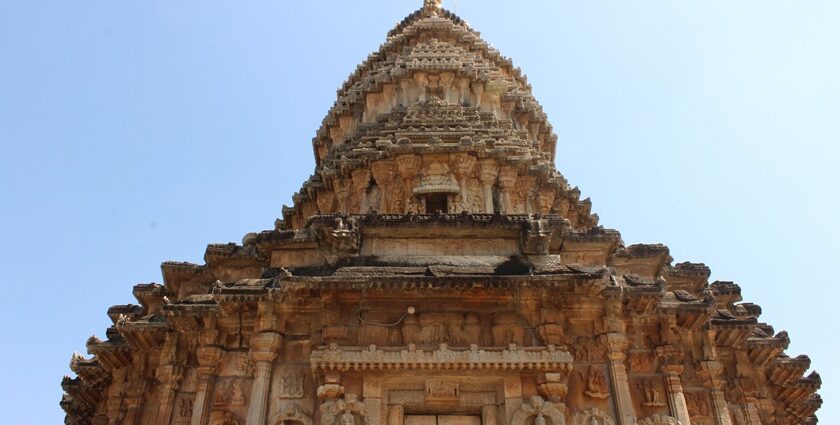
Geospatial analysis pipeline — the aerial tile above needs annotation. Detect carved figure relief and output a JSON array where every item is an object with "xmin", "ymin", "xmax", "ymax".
[
  {"xmin": 570, "ymin": 337, "xmax": 607, "ymax": 363},
  {"xmin": 279, "ymin": 373, "xmax": 305, "ymax": 399},
  {"xmin": 492, "ymin": 312, "xmax": 525, "ymax": 346},
  {"xmin": 571, "ymin": 408, "xmax": 616, "ymax": 425},
  {"xmin": 685, "ymin": 392, "xmax": 711, "ymax": 418},
  {"xmin": 213, "ymin": 381, "xmax": 246, "ymax": 408},
  {"xmin": 320, "ymin": 394, "xmax": 367, "ymax": 425},
  {"xmin": 511, "ymin": 396, "xmax": 565, "ymax": 425},
  {"xmin": 175, "ymin": 397, "xmax": 193, "ymax": 423},
  {"xmin": 636, "ymin": 414, "xmax": 681, "ymax": 425},
  {"xmin": 402, "ymin": 312, "xmax": 481, "ymax": 346},
  {"xmin": 629, "ymin": 352, "xmax": 655, "ymax": 374},
  {"xmin": 584, "ymin": 367, "xmax": 610, "ymax": 399},
  {"xmin": 637, "ymin": 379, "xmax": 667, "ymax": 407}
]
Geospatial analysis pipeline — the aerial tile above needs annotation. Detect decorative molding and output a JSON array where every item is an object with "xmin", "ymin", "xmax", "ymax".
[{"xmin": 311, "ymin": 344, "xmax": 573, "ymax": 372}]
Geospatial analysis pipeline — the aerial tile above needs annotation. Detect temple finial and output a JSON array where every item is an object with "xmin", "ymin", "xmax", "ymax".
[{"xmin": 423, "ymin": 0, "xmax": 443, "ymax": 12}]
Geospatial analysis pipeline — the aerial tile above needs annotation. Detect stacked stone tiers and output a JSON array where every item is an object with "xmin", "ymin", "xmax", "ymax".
[{"xmin": 63, "ymin": 2, "xmax": 820, "ymax": 424}]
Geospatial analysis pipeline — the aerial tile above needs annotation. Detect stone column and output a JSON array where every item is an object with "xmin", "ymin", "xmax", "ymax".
[
  {"xmin": 481, "ymin": 405, "xmax": 497, "ymax": 425},
  {"xmin": 661, "ymin": 365, "xmax": 692, "ymax": 425},
  {"xmin": 387, "ymin": 405, "xmax": 404, "ymax": 425},
  {"xmin": 602, "ymin": 333, "xmax": 636, "ymax": 425},
  {"xmin": 478, "ymin": 160, "xmax": 498, "ymax": 214},
  {"xmin": 702, "ymin": 361, "xmax": 734, "ymax": 425},
  {"xmin": 191, "ymin": 346, "xmax": 223, "ymax": 425},
  {"xmin": 364, "ymin": 380, "xmax": 383, "ymax": 425},
  {"xmin": 247, "ymin": 332, "xmax": 283, "ymax": 425},
  {"xmin": 396, "ymin": 155, "xmax": 420, "ymax": 214},
  {"xmin": 453, "ymin": 154, "xmax": 476, "ymax": 213},
  {"xmin": 371, "ymin": 162, "xmax": 396, "ymax": 214},
  {"xmin": 498, "ymin": 166, "xmax": 518, "ymax": 214},
  {"xmin": 155, "ymin": 364, "xmax": 184, "ymax": 425}
]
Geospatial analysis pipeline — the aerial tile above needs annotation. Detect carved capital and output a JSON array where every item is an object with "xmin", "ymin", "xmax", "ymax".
[{"xmin": 478, "ymin": 160, "xmax": 499, "ymax": 183}]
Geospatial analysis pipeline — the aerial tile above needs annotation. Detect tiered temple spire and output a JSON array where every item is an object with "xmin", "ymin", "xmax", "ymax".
[{"xmin": 62, "ymin": 3, "xmax": 821, "ymax": 425}]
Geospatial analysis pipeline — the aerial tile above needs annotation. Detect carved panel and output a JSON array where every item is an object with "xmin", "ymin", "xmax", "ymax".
[
  {"xmin": 402, "ymin": 313, "xmax": 480, "ymax": 346},
  {"xmin": 571, "ymin": 408, "xmax": 615, "ymax": 425},
  {"xmin": 636, "ymin": 414, "xmax": 680, "ymax": 425}
]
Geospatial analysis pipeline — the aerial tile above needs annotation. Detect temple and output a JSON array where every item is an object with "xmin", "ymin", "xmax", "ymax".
[{"xmin": 61, "ymin": 2, "xmax": 821, "ymax": 424}]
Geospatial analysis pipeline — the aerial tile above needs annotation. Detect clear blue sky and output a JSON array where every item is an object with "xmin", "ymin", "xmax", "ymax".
[{"xmin": 1, "ymin": 1, "xmax": 837, "ymax": 423}]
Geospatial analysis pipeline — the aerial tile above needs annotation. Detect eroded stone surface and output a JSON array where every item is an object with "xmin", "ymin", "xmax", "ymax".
[{"xmin": 61, "ymin": 2, "xmax": 821, "ymax": 425}]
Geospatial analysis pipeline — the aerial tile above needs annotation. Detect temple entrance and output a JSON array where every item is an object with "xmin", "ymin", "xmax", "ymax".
[{"xmin": 405, "ymin": 416, "xmax": 481, "ymax": 425}]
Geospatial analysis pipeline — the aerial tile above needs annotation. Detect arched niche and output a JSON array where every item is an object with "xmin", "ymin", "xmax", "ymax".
[{"xmin": 511, "ymin": 396, "xmax": 565, "ymax": 425}]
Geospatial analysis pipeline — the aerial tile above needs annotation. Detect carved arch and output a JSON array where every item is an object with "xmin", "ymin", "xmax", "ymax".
[
  {"xmin": 637, "ymin": 414, "xmax": 681, "ymax": 425},
  {"xmin": 272, "ymin": 404, "xmax": 314, "ymax": 425},
  {"xmin": 572, "ymin": 408, "xmax": 616, "ymax": 425},
  {"xmin": 511, "ymin": 396, "xmax": 565, "ymax": 425}
]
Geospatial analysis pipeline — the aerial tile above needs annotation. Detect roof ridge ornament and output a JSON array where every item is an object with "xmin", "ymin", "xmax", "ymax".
[{"xmin": 423, "ymin": 0, "xmax": 443, "ymax": 14}]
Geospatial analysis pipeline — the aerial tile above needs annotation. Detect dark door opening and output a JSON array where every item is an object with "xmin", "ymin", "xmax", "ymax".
[{"xmin": 425, "ymin": 194, "xmax": 448, "ymax": 214}]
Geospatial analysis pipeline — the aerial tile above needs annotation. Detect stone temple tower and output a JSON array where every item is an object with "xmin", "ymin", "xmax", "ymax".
[{"xmin": 62, "ymin": 2, "xmax": 821, "ymax": 424}]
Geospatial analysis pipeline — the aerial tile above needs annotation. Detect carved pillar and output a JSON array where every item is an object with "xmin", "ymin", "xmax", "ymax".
[
  {"xmin": 396, "ymin": 155, "xmax": 420, "ymax": 214},
  {"xmin": 661, "ymin": 364, "xmax": 692, "ymax": 425},
  {"xmin": 452, "ymin": 154, "xmax": 476, "ymax": 212},
  {"xmin": 481, "ymin": 405, "xmax": 497, "ymax": 425},
  {"xmin": 387, "ymin": 405, "xmax": 404, "ymax": 425},
  {"xmin": 498, "ymin": 166, "xmax": 518, "ymax": 214},
  {"xmin": 336, "ymin": 179, "xmax": 351, "ymax": 212},
  {"xmin": 155, "ymin": 332, "xmax": 182, "ymax": 425},
  {"xmin": 155, "ymin": 364, "xmax": 183, "ymax": 425},
  {"xmin": 364, "ymin": 380, "xmax": 383, "ymax": 425},
  {"xmin": 601, "ymin": 296, "xmax": 635, "ymax": 425},
  {"xmin": 122, "ymin": 355, "xmax": 151, "ymax": 425},
  {"xmin": 371, "ymin": 162, "xmax": 396, "ymax": 214},
  {"xmin": 351, "ymin": 169, "xmax": 371, "ymax": 213},
  {"xmin": 702, "ymin": 361, "xmax": 734, "ymax": 425},
  {"xmin": 247, "ymin": 332, "xmax": 283, "ymax": 425},
  {"xmin": 478, "ymin": 160, "xmax": 498, "ymax": 213},
  {"xmin": 191, "ymin": 346, "xmax": 223, "ymax": 425},
  {"xmin": 602, "ymin": 333, "xmax": 636, "ymax": 425},
  {"xmin": 471, "ymin": 82, "xmax": 484, "ymax": 108},
  {"xmin": 455, "ymin": 78, "xmax": 469, "ymax": 106}
]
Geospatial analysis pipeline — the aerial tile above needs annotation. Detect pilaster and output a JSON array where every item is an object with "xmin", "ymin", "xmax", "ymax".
[
  {"xmin": 660, "ymin": 363, "xmax": 692, "ymax": 425},
  {"xmin": 702, "ymin": 361, "xmax": 734, "ymax": 425},
  {"xmin": 602, "ymin": 333, "xmax": 635, "ymax": 425},
  {"xmin": 191, "ymin": 346, "xmax": 223, "ymax": 425}
]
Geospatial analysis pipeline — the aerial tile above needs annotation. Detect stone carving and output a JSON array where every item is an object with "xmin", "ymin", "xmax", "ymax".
[
  {"xmin": 175, "ymin": 398, "xmax": 193, "ymax": 423},
  {"xmin": 511, "ymin": 396, "xmax": 565, "ymax": 425},
  {"xmin": 270, "ymin": 404, "xmax": 313, "ymax": 425},
  {"xmin": 629, "ymin": 352, "xmax": 655, "ymax": 373},
  {"xmin": 492, "ymin": 312, "xmax": 525, "ymax": 346},
  {"xmin": 585, "ymin": 367, "xmax": 610, "ymax": 399},
  {"xmin": 636, "ymin": 415, "xmax": 681, "ymax": 425},
  {"xmin": 61, "ymin": 2, "xmax": 822, "ymax": 425},
  {"xmin": 570, "ymin": 336, "xmax": 607, "ymax": 363},
  {"xmin": 425, "ymin": 380, "xmax": 459, "ymax": 403},
  {"xmin": 685, "ymin": 392, "xmax": 711, "ymax": 418},
  {"xmin": 638, "ymin": 379, "xmax": 667, "ymax": 407},
  {"xmin": 213, "ymin": 411, "xmax": 243, "ymax": 425},
  {"xmin": 214, "ymin": 381, "xmax": 246, "ymax": 408},
  {"xmin": 279, "ymin": 373, "xmax": 305, "ymax": 399},
  {"xmin": 401, "ymin": 312, "xmax": 480, "ymax": 346},
  {"xmin": 320, "ymin": 394, "xmax": 367, "ymax": 425},
  {"xmin": 571, "ymin": 408, "xmax": 616, "ymax": 425},
  {"xmin": 522, "ymin": 216, "xmax": 553, "ymax": 255}
]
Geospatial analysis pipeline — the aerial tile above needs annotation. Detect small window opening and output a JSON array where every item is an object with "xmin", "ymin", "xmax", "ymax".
[{"xmin": 425, "ymin": 194, "xmax": 448, "ymax": 214}]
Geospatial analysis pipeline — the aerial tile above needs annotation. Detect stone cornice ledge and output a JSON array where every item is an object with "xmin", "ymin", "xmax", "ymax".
[{"xmin": 310, "ymin": 343, "xmax": 573, "ymax": 372}]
